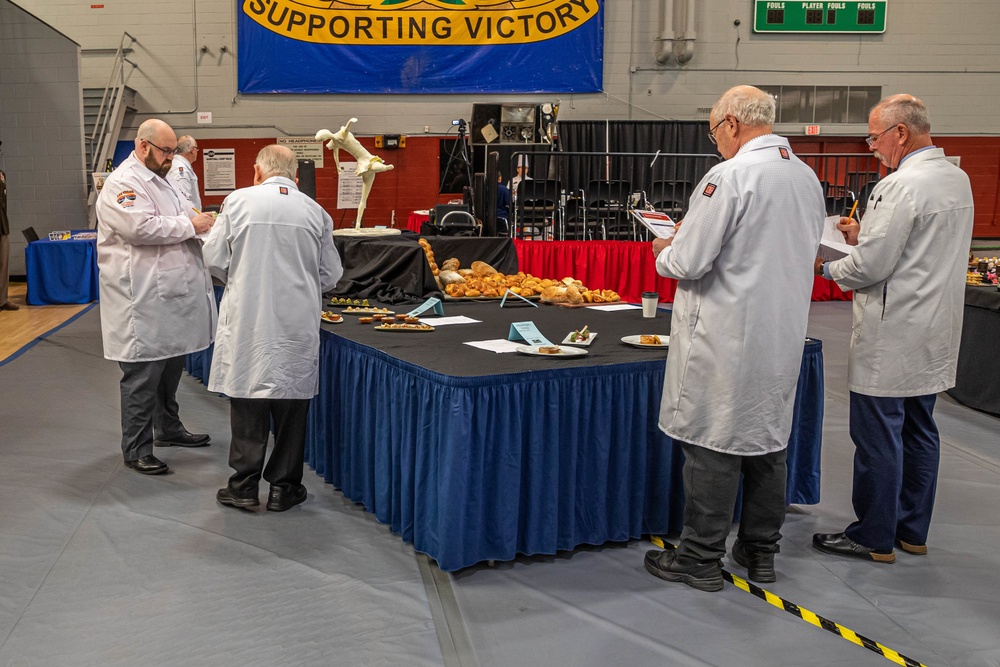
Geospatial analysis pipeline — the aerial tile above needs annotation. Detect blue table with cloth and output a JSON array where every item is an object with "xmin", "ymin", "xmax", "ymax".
[
  {"xmin": 25, "ymin": 231, "xmax": 99, "ymax": 305},
  {"xmin": 305, "ymin": 301, "xmax": 824, "ymax": 572}
]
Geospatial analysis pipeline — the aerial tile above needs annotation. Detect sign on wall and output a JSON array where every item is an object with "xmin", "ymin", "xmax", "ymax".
[
  {"xmin": 204, "ymin": 148, "xmax": 237, "ymax": 196},
  {"xmin": 277, "ymin": 137, "xmax": 325, "ymax": 168},
  {"xmin": 237, "ymin": 0, "xmax": 604, "ymax": 94},
  {"xmin": 753, "ymin": 1, "xmax": 887, "ymax": 33}
]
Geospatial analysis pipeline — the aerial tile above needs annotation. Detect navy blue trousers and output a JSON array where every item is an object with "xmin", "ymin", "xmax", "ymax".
[{"xmin": 844, "ymin": 391, "xmax": 940, "ymax": 553}]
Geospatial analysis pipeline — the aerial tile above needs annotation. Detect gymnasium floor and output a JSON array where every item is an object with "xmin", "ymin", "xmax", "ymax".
[{"xmin": 1, "ymin": 302, "xmax": 998, "ymax": 666}]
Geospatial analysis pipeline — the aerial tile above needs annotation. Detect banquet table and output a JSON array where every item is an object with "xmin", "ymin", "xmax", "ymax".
[
  {"xmin": 305, "ymin": 300, "xmax": 824, "ymax": 571},
  {"xmin": 513, "ymin": 239, "xmax": 852, "ymax": 305},
  {"xmin": 406, "ymin": 210, "xmax": 430, "ymax": 233},
  {"xmin": 24, "ymin": 231, "xmax": 99, "ymax": 305},
  {"xmin": 946, "ymin": 284, "xmax": 1000, "ymax": 415}
]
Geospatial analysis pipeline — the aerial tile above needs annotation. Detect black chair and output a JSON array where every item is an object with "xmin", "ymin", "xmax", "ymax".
[
  {"xmin": 856, "ymin": 177, "xmax": 881, "ymax": 217},
  {"xmin": 648, "ymin": 180, "xmax": 691, "ymax": 220},
  {"xmin": 585, "ymin": 180, "xmax": 631, "ymax": 240},
  {"xmin": 22, "ymin": 226, "xmax": 40, "ymax": 243},
  {"xmin": 515, "ymin": 179, "xmax": 561, "ymax": 240}
]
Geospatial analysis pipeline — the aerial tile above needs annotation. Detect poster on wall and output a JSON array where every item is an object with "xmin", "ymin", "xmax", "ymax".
[
  {"xmin": 237, "ymin": 0, "xmax": 604, "ymax": 94},
  {"xmin": 277, "ymin": 137, "xmax": 325, "ymax": 168},
  {"xmin": 204, "ymin": 148, "xmax": 237, "ymax": 196}
]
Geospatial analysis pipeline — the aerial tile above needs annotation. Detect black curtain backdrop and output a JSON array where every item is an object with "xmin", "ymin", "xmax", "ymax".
[{"xmin": 556, "ymin": 120, "xmax": 715, "ymax": 195}]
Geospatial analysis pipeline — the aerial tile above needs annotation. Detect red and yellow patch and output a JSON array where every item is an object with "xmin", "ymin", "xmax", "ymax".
[
  {"xmin": 116, "ymin": 190, "xmax": 137, "ymax": 208},
  {"xmin": 702, "ymin": 183, "xmax": 717, "ymax": 197}
]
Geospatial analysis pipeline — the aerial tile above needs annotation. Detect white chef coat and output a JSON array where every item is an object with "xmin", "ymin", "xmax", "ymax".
[
  {"xmin": 655, "ymin": 135, "xmax": 825, "ymax": 455},
  {"xmin": 828, "ymin": 148, "xmax": 974, "ymax": 397},
  {"xmin": 96, "ymin": 152, "xmax": 217, "ymax": 362},
  {"xmin": 167, "ymin": 154, "xmax": 202, "ymax": 212},
  {"xmin": 203, "ymin": 176, "xmax": 343, "ymax": 400}
]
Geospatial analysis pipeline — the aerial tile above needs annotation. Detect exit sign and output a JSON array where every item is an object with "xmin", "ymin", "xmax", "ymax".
[{"xmin": 753, "ymin": 2, "xmax": 887, "ymax": 33}]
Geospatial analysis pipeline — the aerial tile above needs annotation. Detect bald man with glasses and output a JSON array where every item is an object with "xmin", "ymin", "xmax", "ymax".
[
  {"xmin": 813, "ymin": 94, "xmax": 975, "ymax": 563},
  {"xmin": 96, "ymin": 118, "xmax": 219, "ymax": 475}
]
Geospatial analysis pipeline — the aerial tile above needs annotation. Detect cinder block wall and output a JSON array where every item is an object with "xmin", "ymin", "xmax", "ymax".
[
  {"xmin": 0, "ymin": 0, "xmax": 87, "ymax": 274},
  {"xmin": 8, "ymin": 0, "xmax": 999, "ymax": 138}
]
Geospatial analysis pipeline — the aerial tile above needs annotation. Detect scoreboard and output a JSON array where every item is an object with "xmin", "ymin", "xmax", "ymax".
[{"xmin": 753, "ymin": 1, "xmax": 887, "ymax": 33}]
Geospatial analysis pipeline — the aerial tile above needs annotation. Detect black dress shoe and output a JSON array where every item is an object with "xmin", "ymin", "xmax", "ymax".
[
  {"xmin": 217, "ymin": 487, "xmax": 260, "ymax": 509},
  {"xmin": 643, "ymin": 548, "xmax": 724, "ymax": 592},
  {"xmin": 812, "ymin": 532, "xmax": 894, "ymax": 563},
  {"xmin": 266, "ymin": 484, "xmax": 307, "ymax": 512},
  {"xmin": 124, "ymin": 454, "xmax": 169, "ymax": 475},
  {"xmin": 155, "ymin": 430, "xmax": 211, "ymax": 447},
  {"xmin": 730, "ymin": 540, "xmax": 777, "ymax": 583}
]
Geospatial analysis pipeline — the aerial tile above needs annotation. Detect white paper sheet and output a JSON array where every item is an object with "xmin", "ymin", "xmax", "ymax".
[
  {"xmin": 417, "ymin": 316, "xmax": 481, "ymax": 326},
  {"xmin": 818, "ymin": 214, "xmax": 853, "ymax": 261},
  {"xmin": 589, "ymin": 303, "xmax": 642, "ymax": 312},
  {"xmin": 463, "ymin": 339, "xmax": 523, "ymax": 354}
]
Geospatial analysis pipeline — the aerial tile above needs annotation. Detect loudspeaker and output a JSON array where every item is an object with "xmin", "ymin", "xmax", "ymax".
[
  {"xmin": 471, "ymin": 104, "xmax": 502, "ymax": 145},
  {"xmin": 297, "ymin": 159, "xmax": 316, "ymax": 200}
]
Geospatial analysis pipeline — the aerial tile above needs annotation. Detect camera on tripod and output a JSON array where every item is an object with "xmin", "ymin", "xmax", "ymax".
[{"xmin": 452, "ymin": 119, "xmax": 468, "ymax": 133}]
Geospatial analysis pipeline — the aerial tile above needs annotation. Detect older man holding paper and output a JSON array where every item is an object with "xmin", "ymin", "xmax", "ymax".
[{"xmin": 644, "ymin": 85, "xmax": 825, "ymax": 591}]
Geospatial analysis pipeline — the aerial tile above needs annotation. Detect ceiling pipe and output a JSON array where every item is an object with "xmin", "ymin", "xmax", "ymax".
[
  {"xmin": 675, "ymin": 0, "xmax": 697, "ymax": 65},
  {"xmin": 654, "ymin": 0, "xmax": 676, "ymax": 65}
]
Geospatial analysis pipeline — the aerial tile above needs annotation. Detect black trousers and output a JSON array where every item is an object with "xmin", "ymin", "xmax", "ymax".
[
  {"xmin": 118, "ymin": 356, "xmax": 186, "ymax": 461},
  {"xmin": 227, "ymin": 397, "xmax": 310, "ymax": 497},
  {"xmin": 676, "ymin": 442, "xmax": 788, "ymax": 563}
]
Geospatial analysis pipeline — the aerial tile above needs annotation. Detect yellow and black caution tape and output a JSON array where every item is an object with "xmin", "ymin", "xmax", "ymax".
[{"xmin": 649, "ymin": 536, "xmax": 927, "ymax": 667}]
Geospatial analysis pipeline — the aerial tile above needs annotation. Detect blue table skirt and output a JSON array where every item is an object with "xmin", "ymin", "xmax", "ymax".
[
  {"xmin": 305, "ymin": 334, "xmax": 824, "ymax": 572},
  {"xmin": 25, "ymin": 235, "xmax": 99, "ymax": 305}
]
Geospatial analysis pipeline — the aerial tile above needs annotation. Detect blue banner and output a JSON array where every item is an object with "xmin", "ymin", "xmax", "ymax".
[{"xmin": 237, "ymin": 0, "xmax": 604, "ymax": 94}]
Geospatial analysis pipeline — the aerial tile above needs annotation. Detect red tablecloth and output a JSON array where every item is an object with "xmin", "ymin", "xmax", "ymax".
[
  {"xmin": 406, "ymin": 211, "xmax": 430, "ymax": 233},
  {"xmin": 513, "ymin": 240, "xmax": 851, "ymax": 304}
]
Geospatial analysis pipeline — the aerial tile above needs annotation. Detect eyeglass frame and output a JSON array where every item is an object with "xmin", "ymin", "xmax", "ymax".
[
  {"xmin": 143, "ymin": 139, "xmax": 178, "ymax": 157},
  {"xmin": 707, "ymin": 117, "xmax": 738, "ymax": 145},
  {"xmin": 865, "ymin": 124, "xmax": 901, "ymax": 148}
]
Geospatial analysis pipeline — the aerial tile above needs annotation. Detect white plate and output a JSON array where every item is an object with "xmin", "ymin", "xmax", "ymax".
[
  {"xmin": 560, "ymin": 332, "xmax": 597, "ymax": 346},
  {"xmin": 515, "ymin": 345, "xmax": 589, "ymax": 357},
  {"xmin": 621, "ymin": 335, "xmax": 670, "ymax": 348},
  {"xmin": 320, "ymin": 313, "xmax": 344, "ymax": 324}
]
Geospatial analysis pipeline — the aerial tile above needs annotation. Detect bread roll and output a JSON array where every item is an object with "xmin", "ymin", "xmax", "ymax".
[
  {"xmin": 439, "ymin": 270, "xmax": 466, "ymax": 286},
  {"xmin": 441, "ymin": 258, "xmax": 460, "ymax": 272},
  {"xmin": 471, "ymin": 261, "xmax": 497, "ymax": 277}
]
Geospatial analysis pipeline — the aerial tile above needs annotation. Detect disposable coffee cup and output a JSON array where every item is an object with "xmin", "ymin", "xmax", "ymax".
[{"xmin": 641, "ymin": 291, "xmax": 659, "ymax": 318}]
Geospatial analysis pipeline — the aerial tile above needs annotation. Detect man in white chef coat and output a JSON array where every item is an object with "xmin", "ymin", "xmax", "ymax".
[
  {"xmin": 96, "ymin": 119, "xmax": 219, "ymax": 475},
  {"xmin": 167, "ymin": 136, "xmax": 202, "ymax": 212},
  {"xmin": 813, "ymin": 95, "xmax": 974, "ymax": 562},
  {"xmin": 204, "ymin": 145, "xmax": 342, "ymax": 512},
  {"xmin": 644, "ymin": 86, "xmax": 825, "ymax": 591}
]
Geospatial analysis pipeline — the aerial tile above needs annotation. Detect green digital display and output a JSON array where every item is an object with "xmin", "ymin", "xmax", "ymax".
[{"xmin": 753, "ymin": 1, "xmax": 886, "ymax": 33}]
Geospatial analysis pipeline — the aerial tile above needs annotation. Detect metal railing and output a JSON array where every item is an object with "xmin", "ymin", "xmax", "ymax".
[
  {"xmin": 88, "ymin": 32, "xmax": 137, "ymax": 173},
  {"xmin": 498, "ymin": 150, "xmax": 886, "ymax": 241},
  {"xmin": 507, "ymin": 151, "xmax": 721, "ymax": 241}
]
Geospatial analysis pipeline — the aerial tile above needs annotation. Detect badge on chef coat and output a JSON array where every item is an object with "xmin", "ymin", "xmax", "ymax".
[
  {"xmin": 703, "ymin": 183, "xmax": 717, "ymax": 197},
  {"xmin": 778, "ymin": 147, "xmax": 790, "ymax": 160},
  {"xmin": 117, "ymin": 190, "xmax": 137, "ymax": 208}
]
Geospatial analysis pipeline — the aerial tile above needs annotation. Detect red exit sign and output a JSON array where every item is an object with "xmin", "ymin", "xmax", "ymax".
[{"xmin": 805, "ymin": 125, "xmax": 821, "ymax": 135}]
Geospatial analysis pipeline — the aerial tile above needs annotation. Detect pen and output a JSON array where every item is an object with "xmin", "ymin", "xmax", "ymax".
[{"xmin": 847, "ymin": 199, "xmax": 859, "ymax": 222}]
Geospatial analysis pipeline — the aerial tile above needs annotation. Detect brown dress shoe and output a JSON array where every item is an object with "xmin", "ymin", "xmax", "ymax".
[
  {"xmin": 896, "ymin": 540, "xmax": 928, "ymax": 555},
  {"xmin": 0, "ymin": 302, "xmax": 19, "ymax": 311}
]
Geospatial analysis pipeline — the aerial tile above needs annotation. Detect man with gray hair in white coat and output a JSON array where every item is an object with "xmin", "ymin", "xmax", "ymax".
[
  {"xmin": 204, "ymin": 144, "xmax": 342, "ymax": 512},
  {"xmin": 644, "ymin": 86, "xmax": 825, "ymax": 591},
  {"xmin": 812, "ymin": 94, "xmax": 974, "ymax": 562}
]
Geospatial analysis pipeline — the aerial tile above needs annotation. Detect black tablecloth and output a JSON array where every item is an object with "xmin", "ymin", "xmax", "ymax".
[
  {"xmin": 330, "ymin": 233, "xmax": 518, "ymax": 304},
  {"xmin": 947, "ymin": 284, "xmax": 1000, "ymax": 415}
]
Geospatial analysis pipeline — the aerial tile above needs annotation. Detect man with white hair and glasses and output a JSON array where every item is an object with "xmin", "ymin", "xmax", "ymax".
[
  {"xmin": 645, "ymin": 85, "xmax": 825, "ymax": 591},
  {"xmin": 167, "ymin": 135, "xmax": 202, "ymax": 212},
  {"xmin": 813, "ymin": 94, "xmax": 974, "ymax": 563}
]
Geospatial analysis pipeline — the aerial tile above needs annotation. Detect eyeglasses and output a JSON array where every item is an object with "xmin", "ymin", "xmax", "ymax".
[
  {"xmin": 865, "ymin": 125, "xmax": 899, "ymax": 148},
  {"xmin": 708, "ymin": 117, "xmax": 738, "ymax": 145},
  {"xmin": 144, "ymin": 139, "xmax": 178, "ymax": 157}
]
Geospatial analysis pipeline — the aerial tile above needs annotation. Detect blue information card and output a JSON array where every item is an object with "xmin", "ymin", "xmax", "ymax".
[
  {"xmin": 508, "ymin": 321, "xmax": 552, "ymax": 347},
  {"xmin": 406, "ymin": 297, "xmax": 445, "ymax": 318}
]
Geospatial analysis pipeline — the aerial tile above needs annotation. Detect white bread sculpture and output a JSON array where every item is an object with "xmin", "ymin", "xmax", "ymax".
[{"xmin": 315, "ymin": 118, "xmax": 394, "ymax": 228}]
